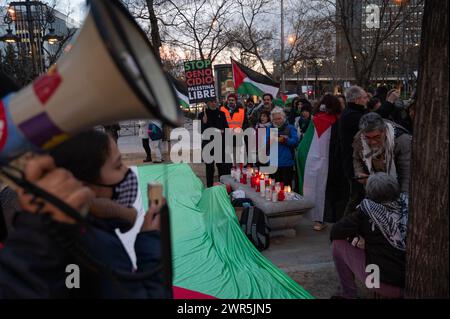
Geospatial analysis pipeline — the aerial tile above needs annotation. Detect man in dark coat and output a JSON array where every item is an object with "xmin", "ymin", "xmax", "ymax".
[
  {"xmin": 338, "ymin": 86, "xmax": 369, "ymax": 215},
  {"xmin": 199, "ymin": 99, "xmax": 230, "ymax": 187}
]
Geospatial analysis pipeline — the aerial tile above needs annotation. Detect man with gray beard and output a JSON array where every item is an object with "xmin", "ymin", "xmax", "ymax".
[{"xmin": 352, "ymin": 112, "xmax": 412, "ymax": 194}]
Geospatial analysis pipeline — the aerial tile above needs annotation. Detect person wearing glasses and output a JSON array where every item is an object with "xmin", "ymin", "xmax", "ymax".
[{"xmin": 352, "ymin": 112, "xmax": 411, "ymax": 196}]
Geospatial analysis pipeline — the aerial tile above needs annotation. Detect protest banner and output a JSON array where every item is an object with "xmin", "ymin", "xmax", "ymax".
[{"xmin": 184, "ymin": 59, "xmax": 216, "ymax": 103}]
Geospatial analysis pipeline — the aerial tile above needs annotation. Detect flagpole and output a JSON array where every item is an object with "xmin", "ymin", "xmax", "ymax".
[{"xmin": 280, "ymin": 0, "xmax": 286, "ymax": 94}]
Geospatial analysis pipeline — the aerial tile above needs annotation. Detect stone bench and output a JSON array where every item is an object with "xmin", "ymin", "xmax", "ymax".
[{"xmin": 220, "ymin": 175, "xmax": 315, "ymax": 235}]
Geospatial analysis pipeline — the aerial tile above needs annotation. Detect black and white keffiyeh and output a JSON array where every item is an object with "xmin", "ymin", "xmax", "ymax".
[
  {"xmin": 113, "ymin": 169, "xmax": 139, "ymax": 208},
  {"xmin": 360, "ymin": 193, "xmax": 409, "ymax": 251}
]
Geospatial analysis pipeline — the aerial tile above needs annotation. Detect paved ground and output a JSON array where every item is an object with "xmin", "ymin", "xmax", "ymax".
[{"xmin": 118, "ymin": 132, "xmax": 342, "ymax": 299}]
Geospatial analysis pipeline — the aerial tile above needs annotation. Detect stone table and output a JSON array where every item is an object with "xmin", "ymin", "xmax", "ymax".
[{"xmin": 220, "ymin": 175, "xmax": 315, "ymax": 235}]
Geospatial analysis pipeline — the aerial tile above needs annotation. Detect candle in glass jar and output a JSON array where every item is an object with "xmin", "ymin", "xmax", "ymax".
[
  {"xmin": 265, "ymin": 188, "xmax": 271, "ymax": 201},
  {"xmin": 278, "ymin": 189, "xmax": 285, "ymax": 201},
  {"xmin": 256, "ymin": 178, "xmax": 260, "ymax": 192},
  {"xmin": 272, "ymin": 191, "xmax": 278, "ymax": 202},
  {"xmin": 275, "ymin": 182, "xmax": 281, "ymax": 193},
  {"xmin": 260, "ymin": 179, "xmax": 265, "ymax": 196}
]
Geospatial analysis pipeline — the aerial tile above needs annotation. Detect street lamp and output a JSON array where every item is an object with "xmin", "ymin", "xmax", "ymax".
[
  {"xmin": 0, "ymin": 28, "xmax": 20, "ymax": 43},
  {"xmin": 43, "ymin": 28, "xmax": 63, "ymax": 45},
  {"xmin": 288, "ymin": 36, "xmax": 295, "ymax": 45}
]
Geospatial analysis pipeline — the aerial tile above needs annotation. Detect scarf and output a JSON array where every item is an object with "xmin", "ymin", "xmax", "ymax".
[
  {"xmin": 255, "ymin": 122, "xmax": 272, "ymax": 129},
  {"xmin": 360, "ymin": 193, "xmax": 409, "ymax": 251},
  {"xmin": 361, "ymin": 122, "xmax": 397, "ymax": 180}
]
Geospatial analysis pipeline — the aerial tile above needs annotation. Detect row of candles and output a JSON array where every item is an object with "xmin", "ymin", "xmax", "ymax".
[{"xmin": 231, "ymin": 164, "xmax": 292, "ymax": 202}]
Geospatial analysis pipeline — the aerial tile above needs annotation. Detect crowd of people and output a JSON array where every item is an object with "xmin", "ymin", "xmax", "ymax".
[
  {"xmin": 199, "ymin": 85, "xmax": 414, "ymax": 298},
  {"xmin": 0, "ymin": 66, "xmax": 415, "ymax": 298}
]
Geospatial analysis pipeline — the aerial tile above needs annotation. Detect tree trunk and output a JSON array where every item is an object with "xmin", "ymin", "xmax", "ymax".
[
  {"xmin": 405, "ymin": 0, "xmax": 449, "ymax": 298},
  {"xmin": 146, "ymin": 0, "xmax": 162, "ymax": 64}
]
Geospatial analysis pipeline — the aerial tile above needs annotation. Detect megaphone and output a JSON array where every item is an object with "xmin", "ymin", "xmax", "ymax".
[{"xmin": 0, "ymin": 0, "xmax": 183, "ymax": 163}]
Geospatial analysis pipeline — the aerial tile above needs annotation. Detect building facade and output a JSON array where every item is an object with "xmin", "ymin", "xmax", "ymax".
[
  {"xmin": 0, "ymin": 1, "xmax": 78, "ymax": 83},
  {"xmin": 335, "ymin": 0, "xmax": 423, "ymax": 92}
]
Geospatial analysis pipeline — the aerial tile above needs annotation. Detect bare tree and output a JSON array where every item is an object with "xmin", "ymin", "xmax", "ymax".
[
  {"xmin": 226, "ymin": 0, "xmax": 275, "ymax": 77},
  {"xmin": 227, "ymin": 0, "xmax": 334, "ymax": 82},
  {"xmin": 163, "ymin": 0, "xmax": 235, "ymax": 62},
  {"xmin": 283, "ymin": 1, "xmax": 334, "ymax": 71},
  {"xmin": 122, "ymin": 0, "xmax": 176, "ymax": 63},
  {"xmin": 405, "ymin": 0, "xmax": 448, "ymax": 298}
]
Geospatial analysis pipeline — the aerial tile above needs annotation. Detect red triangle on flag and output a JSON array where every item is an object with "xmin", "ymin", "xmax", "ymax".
[
  {"xmin": 313, "ymin": 113, "xmax": 338, "ymax": 138},
  {"xmin": 281, "ymin": 93, "xmax": 287, "ymax": 102},
  {"xmin": 231, "ymin": 59, "xmax": 246, "ymax": 91}
]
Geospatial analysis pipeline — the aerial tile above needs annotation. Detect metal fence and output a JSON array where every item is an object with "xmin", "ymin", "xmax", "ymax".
[{"xmin": 118, "ymin": 121, "xmax": 140, "ymax": 137}]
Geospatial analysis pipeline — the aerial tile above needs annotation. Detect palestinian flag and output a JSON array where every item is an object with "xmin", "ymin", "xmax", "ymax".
[
  {"xmin": 168, "ymin": 74, "xmax": 190, "ymax": 108},
  {"xmin": 296, "ymin": 112, "xmax": 338, "ymax": 222},
  {"xmin": 131, "ymin": 163, "xmax": 313, "ymax": 299},
  {"xmin": 231, "ymin": 58, "xmax": 279, "ymax": 98},
  {"xmin": 274, "ymin": 93, "xmax": 298, "ymax": 107}
]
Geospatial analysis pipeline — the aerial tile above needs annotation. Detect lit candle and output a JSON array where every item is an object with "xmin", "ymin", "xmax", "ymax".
[
  {"xmin": 287, "ymin": 186, "xmax": 291, "ymax": 193},
  {"xmin": 256, "ymin": 178, "xmax": 260, "ymax": 191},
  {"xmin": 260, "ymin": 178, "xmax": 265, "ymax": 196}
]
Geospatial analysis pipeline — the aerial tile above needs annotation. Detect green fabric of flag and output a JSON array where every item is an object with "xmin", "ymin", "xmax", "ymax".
[{"xmin": 136, "ymin": 163, "xmax": 314, "ymax": 299}]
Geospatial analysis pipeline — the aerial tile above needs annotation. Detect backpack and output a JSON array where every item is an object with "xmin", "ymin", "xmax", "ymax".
[
  {"xmin": 239, "ymin": 206, "xmax": 270, "ymax": 251},
  {"xmin": 148, "ymin": 122, "xmax": 163, "ymax": 140}
]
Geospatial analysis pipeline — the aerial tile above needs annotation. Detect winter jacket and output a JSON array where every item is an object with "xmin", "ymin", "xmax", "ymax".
[
  {"xmin": 0, "ymin": 212, "xmax": 168, "ymax": 298},
  {"xmin": 377, "ymin": 101, "xmax": 413, "ymax": 133},
  {"xmin": 138, "ymin": 120, "xmax": 150, "ymax": 139},
  {"xmin": 330, "ymin": 209, "xmax": 406, "ymax": 288},
  {"xmin": 338, "ymin": 102, "xmax": 368, "ymax": 179},
  {"xmin": 198, "ymin": 108, "xmax": 229, "ymax": 144},
  {"xmin": 294, "ymin": 116, "xmax": 312, "ymax": 141},
  {"xmin": 352, "ymin": 121, "xmax": 412, "ymax": 193},
  {"xmin": 266, "ymin": 121, "xmax": 299, "ymax": 167}
]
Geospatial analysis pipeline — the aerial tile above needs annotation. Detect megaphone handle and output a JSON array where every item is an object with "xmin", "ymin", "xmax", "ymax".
[{"xmin": 160, "ymin": 203, "xmax": 173, "ymax": 297}]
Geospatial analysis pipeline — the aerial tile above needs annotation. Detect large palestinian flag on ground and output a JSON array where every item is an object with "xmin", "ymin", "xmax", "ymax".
[
  {"xmin": 168, "ymin": 74, "xmax": 190, "ymax": 109},
  {"xmin": 231, "ymin": 58, "xmax": 279, "ymax": 99},
  {"xmin": 130, "ymin": 163, "xmax": 313, "ymax": 299},
  {"xmin": 296, "ymin": 112, "xmax": 338, "ymax": 222}
]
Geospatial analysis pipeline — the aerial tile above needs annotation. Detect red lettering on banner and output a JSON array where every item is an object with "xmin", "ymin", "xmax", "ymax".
[
  {"xmin": 33, "ymin": 66, "xmax": 62, "ymax": 105},
  {"xmin": 0, "ymin": 101, "xmax": 8, "ymax": 151}
]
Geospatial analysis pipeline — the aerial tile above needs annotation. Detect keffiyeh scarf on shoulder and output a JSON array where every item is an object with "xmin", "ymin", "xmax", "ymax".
[{"xmin": 360, "ymin": 193, "xmax": 409, "ymax": 251}]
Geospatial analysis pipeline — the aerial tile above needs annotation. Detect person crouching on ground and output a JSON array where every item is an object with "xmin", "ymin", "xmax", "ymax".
[{"xmin": 330, "ymin": 172, "xmax": 408, "ymax": 299}]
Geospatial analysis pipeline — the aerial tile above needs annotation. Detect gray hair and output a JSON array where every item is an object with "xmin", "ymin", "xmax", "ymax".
[
  {"xmin": 345, "ymin": 85, "xmax": 365, "ymax": 103},
  {"xmin": 359, "ymin": 112, "xmax": 387, "ymax": 132},
  {"xmin": 270, "ymin": 106, "xmax": 286, "ymax": 120},
  {"xmin": 366, "ymin": 172, "xmax": 400, "ymax": 203}
]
